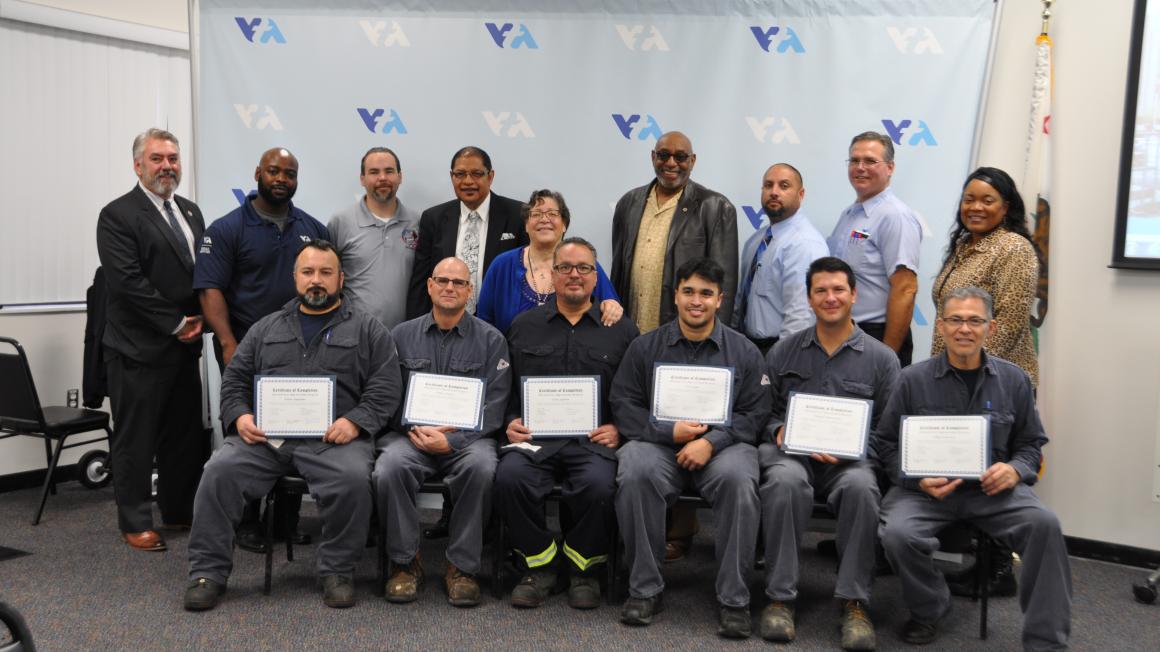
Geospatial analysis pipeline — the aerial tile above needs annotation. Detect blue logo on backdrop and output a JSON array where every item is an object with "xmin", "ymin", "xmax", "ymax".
[
  {"xmin": 741, "ymin": 206, "xmax": 765, "ymax": 230},
  {"xmin": 357, "ymin": 108, "xmax": 408, "ymax": 135},
  {"xmin": 612, "ymin": 114, "xmax": 662, "ymax": 141},
  {"xmin": 235, "ymin": 17, "xmax": 286, "ymax": 44},
  {"xmin": 486, "ymin": 23, "xmax": 539, "ymax": 49},
  {"xmin": 231, "ymin": 188, "xmax": 255, "ymax": 205},
  {"xmin": 750, "ymin": 26, "xmax": 804, "ymax": 53},
  {"xmin": 881, "ymin": 119, "xmax": 938, "ymax": 147}
]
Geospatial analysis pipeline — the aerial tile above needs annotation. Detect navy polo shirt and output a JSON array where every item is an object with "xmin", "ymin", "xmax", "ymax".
[{"xmin": 193, "ymin": 193, "xmax": 330, "ymax": 339}]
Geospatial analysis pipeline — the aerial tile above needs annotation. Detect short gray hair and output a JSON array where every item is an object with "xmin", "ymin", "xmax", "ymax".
[
  {"xmin": 941, "ymin": 286, "xmax": 993, "ymax": 320},
  {"xmin": 132, "ymin": 128, "xmax": 180, "ymax": 162},
  {"xmin": 849, "ymin": 131, "xmax": 895, "ymax": 163}
]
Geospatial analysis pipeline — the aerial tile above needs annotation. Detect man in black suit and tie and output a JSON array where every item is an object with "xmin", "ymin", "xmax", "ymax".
[
  {"xmin": 96, "ymin": 128, "xmax": 209, "ymax": 552},
  {"xmin": 406, "ymin": 146, "xmax": 527, "ymax": 319}
]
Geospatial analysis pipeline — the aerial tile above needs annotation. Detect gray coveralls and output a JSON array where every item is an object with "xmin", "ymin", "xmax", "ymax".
[
  {"xmin": 373, "ymin": 313, "xmax": 509, "ymax": 574},
  {"xmin": 188, "ymin": 299, "xmax": 402, "ymax": 584},
  {"xmin": 876, "ymin": 351, "xmax": 1071, "ymax": 651},
  {"xmin": 611, "ymin": 319, "xmax": 771, "ymax": 608}
]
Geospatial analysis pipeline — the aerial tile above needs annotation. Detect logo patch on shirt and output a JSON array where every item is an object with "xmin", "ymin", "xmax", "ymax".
[
  {"xmin": 497, "ymin": 358, "xmax": 510, "ymax": 370},
  {"xmin": 299, "ymin": 235, "xmax": 312, "ymax": 242},
  {"xmin": 200, "ymin": 236, "xmax": 213, "ymax": 254},
  {"xmin": 401, "ymin": 228, "xmax": 419, "ymax": 250},
  {"xmin": 499, "ymin": 232, "xmax": 516, "ymax": 241},
  {"xmin": 850, "ymin": 229, "xmax": 871, "ymax": 240},
  {"xmin": 761, "ymin": 374, "xmax": 771, "ymax": 386}
]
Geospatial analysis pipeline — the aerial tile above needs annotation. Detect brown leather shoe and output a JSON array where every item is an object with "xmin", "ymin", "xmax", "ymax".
[
  {"xmin": 664, "ymin": 537, "xmax": 691, "ymax": 563},
  {"xmin": 122, "ymin": 530, "xmax": 167, "ymax": 551},
  {"xmin": 445, "ymin": 564, "xmax": 481, "ymax": 607},
  {"xmin": 386, "ymin": 557, "xmax": 424, "ymax": 603}
]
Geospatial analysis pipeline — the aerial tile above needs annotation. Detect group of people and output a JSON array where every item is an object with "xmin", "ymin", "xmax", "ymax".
[{"xmin": 94, "ymin": 126, "xmax": 1067, "ymax": 650}]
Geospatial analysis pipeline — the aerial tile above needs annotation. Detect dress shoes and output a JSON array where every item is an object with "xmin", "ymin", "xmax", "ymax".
[
  {"xmin": 122, "ymin": 530, "xmax": 167, "ymax": 551},
  {"xmin": 664, "ymin": 537, "xmax": 691, "ymax": 563}
]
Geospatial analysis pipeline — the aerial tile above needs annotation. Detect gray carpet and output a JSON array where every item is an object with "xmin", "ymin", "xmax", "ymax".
[{"xmin": 0, "ymin": 482, "xmax": 1156, "ymax": 651}]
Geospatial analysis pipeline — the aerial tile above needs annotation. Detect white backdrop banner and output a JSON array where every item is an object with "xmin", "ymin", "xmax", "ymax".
[{"xmin": 194, "ymin": 0, "xmax": 996, "ymax": 357}]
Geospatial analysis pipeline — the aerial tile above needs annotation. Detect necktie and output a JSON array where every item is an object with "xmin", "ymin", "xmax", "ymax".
[
  {"xmin": 736, "ymin": 225, "xmax": 773, "ymax": 329},
  {"xmin": 163, "ymin": 200, "xmax": 193, "ymax": 266},
  {"xmin": 462, "ymin": 211, "xmax": 482, "ymax": 311}
]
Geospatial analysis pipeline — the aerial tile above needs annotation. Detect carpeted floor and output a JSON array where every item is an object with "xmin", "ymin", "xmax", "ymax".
[{"xmin": 0, "ymin": 482, "xmax": 1157, "ymax": 651}]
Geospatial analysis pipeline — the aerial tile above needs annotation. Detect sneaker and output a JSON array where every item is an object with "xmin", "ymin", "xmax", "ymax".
[
  {"xmin": 620, "ymin": 593, "xmax": 663, "ymax": 626},
  {"xmin": 511, "ymin": 568, "xmax": 558, "ymax": 608},
  {"xmin": 760, "ymin": 601, "xmax": 796, "ymax": 642},
  {"xmin": 386, "ymin": 557, "xmax": 424, "ymax": 603},
  {"xmin": 567, "ymin": 574, "xmax": 600, "ymax": 610},
  {"xmin": 840, "ymin": 600, "xmax": 876, "ymax": 651},
  {"xmin": 718, "ymin": 603, "xmax": 752, "ymax": 639},
  {"xmin": 183, "ymin": 577, "xmax": 225, "ymax": 611},
  {"xmin": 322, "ymin": 575, "xmax": 355, "ymax": 609},
  {"xmin": 445, "ymin": 564, "xmax": 481, "ymax": 607}
]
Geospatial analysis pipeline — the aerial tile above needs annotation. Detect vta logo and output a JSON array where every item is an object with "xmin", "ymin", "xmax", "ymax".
[
  {"xmin": 235, "ymin": 17, "xmax": 285, "ymax": 44},
  {"xmin": 357, "ymin": 108, "xmax": 408, "ymax": 135},
  {"xmin": 745, "ymin": 116, "xmax": 800, "ymax": 144},
  {"xmin": 230, "ymin": 188, "xmax": 255, "ymax": 205},
  {"xmin": 882, "ymin": 119, "xmax": 938, "ymax": 147},
  {"xmin": 887, "ymin": 27, "xmax": 943, "ymax": 55},
  {"xmin": 360, "ymin": 20, "xmax": 410, "ymax": 47},
  {"xmin": 615, "ymin": 25, "xmax": 669, "ymax": 51},
  {"xmin": 485, "ymin": 22, "xmax": 538, "ymax": 49},
  {"xmin": 741, "ymin": 206, "xmax": 766, "ymax": 230},
  {"xmin": 612, "ymin": 114, "xmax": 662, "ymax": 141},
  {"xmin": 483, "ymin": 112, "xmax": 534, "ymax": 138},
  {"xmin": 750, "ymin": 26, "xmax": 804, "ymax": 53},
  {"xmin": 234, "ymin": 104, "xmax": 282, "ymax": 130}
]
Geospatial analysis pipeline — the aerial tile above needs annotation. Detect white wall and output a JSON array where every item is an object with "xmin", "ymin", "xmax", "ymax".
[{"xmin": 3, "ymin": 0, "xmax": 1158, "ymax": 550}]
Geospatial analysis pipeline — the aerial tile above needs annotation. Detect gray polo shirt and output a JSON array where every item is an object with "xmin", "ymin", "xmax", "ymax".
[
  {"xmin": 763, "ymin": 324, "xmax": 901, "ymax": 447},
  {"xmin": 390, "ymin": 312, "xmax": 510, "ymax": 450},
  {"xmin": 328, "ymin": 197, "xmax": 419, "ymax": 329}
]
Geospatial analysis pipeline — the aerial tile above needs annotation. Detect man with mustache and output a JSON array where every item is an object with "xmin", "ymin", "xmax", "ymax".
[
  {"xmin": 184, "ymin": 240, "xmax": 402, "ymax": 611},
  {"xmin": 328, "ymin": 147, "xmax": 419, "ymax": 330},
  {"xmin": 194, "ymin": 147, "xmax": 330, "ymax": 551},
  {"xmin": 96, "ymin": 128, "xmax": 208, "ymax": 551}
]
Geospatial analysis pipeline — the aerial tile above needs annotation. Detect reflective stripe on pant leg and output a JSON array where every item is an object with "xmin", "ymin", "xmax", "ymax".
[
  {"xmin": 563, "ymin": 541, "xmax": 607, "ymax": 572},
  {"xmin": 519, "ymin": 539, "xmax": 558, "ymax": 569}
]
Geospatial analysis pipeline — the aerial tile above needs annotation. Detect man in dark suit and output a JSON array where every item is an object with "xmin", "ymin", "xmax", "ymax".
[
  {"xmin": 406, "ymin": 146, "xmax": 527, "ymax": 319},
  {"xmin": 96, "ymin": 128, "xmax": 209, "ymax": 552}
]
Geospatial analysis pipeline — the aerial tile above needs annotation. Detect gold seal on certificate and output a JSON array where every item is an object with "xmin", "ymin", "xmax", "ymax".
[
  {"xmin": 402, "ymin": 372, "xmax": 485, "ymax": 431},
  {"xmin": 255, "ymin": 376, "xmax": 336, "ymax": 438},
  {"xmin": 651, "ymin": 364, "xmax": 734, "ymax": 425},
  {"xmin": 522, "ymin": 376, "xmax": 600, "ymax": 438},
  {"xmin": 782, "ymin": 392, "xmax": 872, "ymax": 459},
  {"xmin": 900, "ymin": 415, "xmax": 991, "ymax": 479}
]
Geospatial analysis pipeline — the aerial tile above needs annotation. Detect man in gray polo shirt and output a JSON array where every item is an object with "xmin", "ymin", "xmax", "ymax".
[
  {"xmin": 328, "ymin": 147, "xmax": 419, "ymax": 329},
  {"xmin": 758, "ymin": 256, "xmax": 900, "ymax": 650}
]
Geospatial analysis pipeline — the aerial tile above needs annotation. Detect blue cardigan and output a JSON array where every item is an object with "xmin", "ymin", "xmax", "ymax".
[{"xmin": 477, "ymin": 246, "xmax": 619, "ymax": 333}]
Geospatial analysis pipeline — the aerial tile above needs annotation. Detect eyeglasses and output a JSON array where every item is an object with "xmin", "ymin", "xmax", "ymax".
[
  {"xmin": 529, "ymin": 209, "xmax": 561, "ymax": 220},
  {"xmin": 942, "ymin": 316, "xmax": 989, "ymax": 328},
  {"xmin": 431, "ymin": 276, "xmax": 470, "ymax": 288},
  {"xmin": 451, "ymin": 170, "xmax": 488, "ymax": 180},
  {"xmin": 846, "ymin": 158, "xmax": 885, "ymax": 168},
  {"xmin": 552, "ymin": 263, "xmax": 596, "ymax": 275},
  {"xmin": 654, "ymin": 150, "xmax": 692, "ymax": 164}
]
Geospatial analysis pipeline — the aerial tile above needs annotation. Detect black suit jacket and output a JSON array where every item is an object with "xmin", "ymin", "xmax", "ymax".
[
  {"xmin": 406, "ymin": 192, "xmax": 528, "ymax": 318},
  {"xmin": 96, "ymin": 185, "xmax": 205, "ymax": 365}
]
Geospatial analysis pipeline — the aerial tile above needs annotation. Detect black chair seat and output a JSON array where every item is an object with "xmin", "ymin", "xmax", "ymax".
[
  {"xmin": 273, "ymin": 475, "xmax": 309, "ymax": 494},
  {"xmin": 40, "ymin": 406, "xmax": 111, "ymax": 435}
]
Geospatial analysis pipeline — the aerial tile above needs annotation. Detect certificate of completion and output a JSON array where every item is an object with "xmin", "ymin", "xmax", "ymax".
[
  {"xmin": 900, "ymin": 415, "xmax": 991, "ymax": 479},
  {"xmin": 782, "ymin": 392, "xmax": 872, "ymax": 459},
  {"xmin": 522, "ymin": 376, "xmax": 600, "ymax": 438},
  {"xmin": 651, "ymin": 364, "xmax": 734, "ymax": 426},
  {"xmin": 402, "ymin": 372, "xmax": 485, "ymax": 431},
  {"xmin": 255, "ymin": 376, "xmax": 335, "ymax": 438}
]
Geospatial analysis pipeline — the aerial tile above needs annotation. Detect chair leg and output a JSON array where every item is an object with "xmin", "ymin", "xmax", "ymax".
[
  {"xmin": 32, "ymin": 436, "xmax": 67, "ymax": 525},
  {"xmin": 978, "ymin": 534, "xmax": 990, "ymax": 639},
  {"xmin": 492, "ymin": 516, "xmax": 506, "ymax": 600},
  {"xmin": 283, "ymin": 494, "xmax": 295, "ymax": 563},
  {"xmin": 264, "ymin": 492, "xmax": 275, "ymax": 595},
  {"xmin": 606, "ymin": 515, "xmax": 620, "ymax": 605},
  {"xmin": 41, "ymin": 437, "xmax": 57, "ymax": 496},
  {"xmin": 374, "ymin": 492, "xmax": 386, "ymax": 597}
]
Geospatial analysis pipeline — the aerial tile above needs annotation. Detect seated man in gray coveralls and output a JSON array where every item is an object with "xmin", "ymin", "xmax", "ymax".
[
  {"xmin": 375, "ymin": 257, "xmax": 510, "ymax": 607},
  {"xmin": 612, "ymin": 257, "xmax": 771, "ymax": 639},
  {"xmin": 758, "ymin": 256, "xmax": 900, "ymax": 650},
  {"xmin": 184, "ymin": 239, "xmax": 402, "ymax": 611},
  {"xmin": 877, "ymin": 286, "xmax": 1071, "ymax": 650}
]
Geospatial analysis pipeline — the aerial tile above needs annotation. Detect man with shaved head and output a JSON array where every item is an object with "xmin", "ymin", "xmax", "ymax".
[
  {"xmin": 374, "ymin": 257, "xmax": 510, "ymax": 607},
  {"xmin": 194, "ymin": 147, "xmax": 330, "ymax": 550}
]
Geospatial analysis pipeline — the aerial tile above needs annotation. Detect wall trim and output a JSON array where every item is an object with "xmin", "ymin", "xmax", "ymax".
[{"xmin": 0, "ymin": 0, "xmax": 189, "ymax": 50}]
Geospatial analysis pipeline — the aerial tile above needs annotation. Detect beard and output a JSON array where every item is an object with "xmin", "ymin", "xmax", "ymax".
[
  {"xmin": 257, "ymin": 177, "xmax": 296, "ymax": 206},
  {"xmin": 145, "ymin": 169, "xmax": 180, "ymax": 196},
  {"xmin": 299, "ymin": 286, "xmax": 339, "ymax": 311},
  {"xmin": 369, "ymin": 185, "xmax": 396, "ymax": 203},
  {"xmin": 763, "ymin": 204, "xmax": 786, "ymax": 220}
]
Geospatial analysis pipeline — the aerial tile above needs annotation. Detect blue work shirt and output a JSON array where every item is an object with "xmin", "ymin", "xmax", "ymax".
[
  {"xmin": 827, "ymin": 188, "xmax": 922, "ymax": 323},
  {"xmin": 194, "ymin": 193, "xmax": 330, "ymax": 339},
  {"xmin": 736, "ymin": 210, "xmax": 830, "ymax": 339}
]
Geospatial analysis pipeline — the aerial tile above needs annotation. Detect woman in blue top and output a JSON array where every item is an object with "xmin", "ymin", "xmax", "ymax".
[{"xmin": 477, "ymin": 189, "xmax": 622, "ymax": 333}]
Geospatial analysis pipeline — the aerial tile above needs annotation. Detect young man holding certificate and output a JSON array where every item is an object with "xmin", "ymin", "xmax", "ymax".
[
  {"xmin": 876, "ymin": 287, "xmax": 1071, "ymax": 649},
  {"xmin": 374, "ymin": 257, "xmax": 510, "ymax": 607},
  {"xmin": 757, "ymin": 257, "xmax": 900, "ymax": 650},
  {"xmin": 611, "ymin": 258, "xmax": 771, "ymax": 639},
  {"xmin": 496, "ymin": 237, "xmax": 639, "ymax": 609},
  {"xmin": 184, "ymin": 240, "xmax": 402, "ymax": 611}
]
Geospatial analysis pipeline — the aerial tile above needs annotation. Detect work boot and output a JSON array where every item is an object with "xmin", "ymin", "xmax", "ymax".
[
  {"xmin": 840, "ymin": 600, "xmax": 876, "ymax": 650},
  {"xmin": 760, "ymin": 600, "xmax": 795, "ymax": 642}
]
